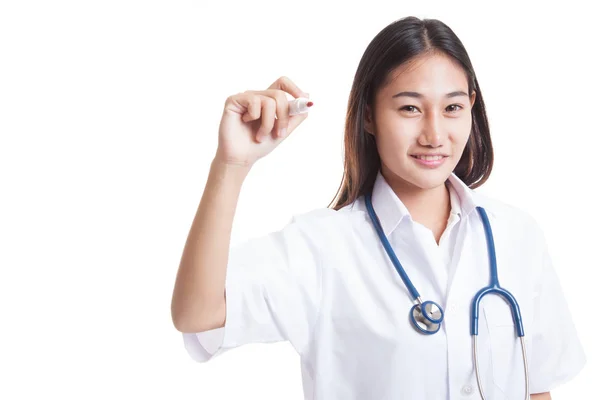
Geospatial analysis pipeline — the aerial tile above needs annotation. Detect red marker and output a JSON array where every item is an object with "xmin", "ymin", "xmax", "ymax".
[{"xmin": 288, "ymin": 97, "xmax": 314, "ymax": 116}]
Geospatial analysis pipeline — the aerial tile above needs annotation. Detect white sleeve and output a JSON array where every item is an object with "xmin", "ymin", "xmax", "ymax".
[
  {"xmin": 181, "ymin": 213, "xmax": 323, "ymax": 363},
  {"xmin": 528, "ymin": 231, "xmax": 586, "ymax": 393}
]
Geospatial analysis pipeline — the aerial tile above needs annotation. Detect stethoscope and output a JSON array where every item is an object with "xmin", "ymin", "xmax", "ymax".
[{"xmin": 365, "ymin": 191, "xmax": 530, "ymax": 400}]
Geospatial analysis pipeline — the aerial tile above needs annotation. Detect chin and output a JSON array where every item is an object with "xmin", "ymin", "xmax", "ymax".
[
  {"xmin": 406, "ymin": 169, "xmax": 451, "ymax": 190},
  {"xmin": 382, "ymin": 161, "xmax": 453, "ymax": 190}
]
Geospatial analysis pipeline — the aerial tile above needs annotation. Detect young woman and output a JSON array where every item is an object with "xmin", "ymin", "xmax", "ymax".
[{"xmin": 171, "ymin": 16, "xmax": 585, "ymax": 399}]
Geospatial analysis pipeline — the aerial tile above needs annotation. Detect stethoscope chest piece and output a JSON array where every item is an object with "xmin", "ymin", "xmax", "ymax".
[{"xmin": 410, "ymin": 299, "xmax": 444, "ymax": 334}]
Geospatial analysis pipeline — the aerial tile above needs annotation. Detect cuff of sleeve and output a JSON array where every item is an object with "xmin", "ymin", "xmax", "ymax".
[
  {"xmin": 181, "ymin": 277, "xmax": 244, "ymax": 363},
  {"xmin": 530, "ymin": 344, "xmax": 587, "ymax": 394}
]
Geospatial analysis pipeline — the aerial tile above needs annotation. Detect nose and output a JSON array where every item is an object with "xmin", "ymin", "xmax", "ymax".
[{"xmin": 417, "ymin": 113, "xmax": 446, "ymax": 148}]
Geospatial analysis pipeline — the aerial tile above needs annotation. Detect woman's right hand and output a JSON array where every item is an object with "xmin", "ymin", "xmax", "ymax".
[{"xmin": 215, "ymin": 76, "xmax": 311, "ymax": 167}]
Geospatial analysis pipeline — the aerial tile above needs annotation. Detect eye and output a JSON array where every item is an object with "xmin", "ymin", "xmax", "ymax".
[
  {"xmin": 399, "ymin": 105, "xmax": 419, "ymax": 113},
  {"xmin": 446, "ymin": 104, "xmax": 463, "ymax": 113}
]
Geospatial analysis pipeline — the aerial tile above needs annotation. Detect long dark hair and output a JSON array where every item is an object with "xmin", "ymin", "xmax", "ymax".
[{"xmin": 328, "ymin": 16, "xmax": 493, "ymax": 210}]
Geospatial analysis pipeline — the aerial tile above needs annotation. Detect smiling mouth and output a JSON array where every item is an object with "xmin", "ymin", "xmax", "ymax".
[{"xmin": 411, "ymin": 155, "xmax": 448, "ymax": 161}]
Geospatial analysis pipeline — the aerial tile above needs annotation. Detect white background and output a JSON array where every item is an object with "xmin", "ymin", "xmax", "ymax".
[{"xmin": 1, "ymin": 1, "xmax": 598, "ymax": 399}]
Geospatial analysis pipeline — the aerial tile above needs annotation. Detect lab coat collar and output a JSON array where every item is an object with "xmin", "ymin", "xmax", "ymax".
[{"xmin": 370, "ymin": 169, "xmax": 486, "ymax": 238}]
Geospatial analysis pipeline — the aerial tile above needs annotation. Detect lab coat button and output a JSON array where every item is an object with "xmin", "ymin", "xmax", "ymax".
[{"xmin": 461, "ymin": 385, "xmax": 474, "ymax": 396}]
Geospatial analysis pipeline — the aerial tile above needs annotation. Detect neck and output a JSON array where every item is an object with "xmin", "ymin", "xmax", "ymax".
[{"xmin": 381, "ymin": 168, "xmax": 451, "ymax": 242}]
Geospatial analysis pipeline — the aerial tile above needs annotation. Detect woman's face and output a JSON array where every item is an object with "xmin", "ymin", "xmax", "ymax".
[{"xmin": 365, "ymin": 52, "xmax": 476, "ymax": 191}]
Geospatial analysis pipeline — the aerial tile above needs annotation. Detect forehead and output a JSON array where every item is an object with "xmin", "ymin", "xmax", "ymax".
[{"xmin": 381, "ymin": 53, "xmax": 469, "ymax": 98}]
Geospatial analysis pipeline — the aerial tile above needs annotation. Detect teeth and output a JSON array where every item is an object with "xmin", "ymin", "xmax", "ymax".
[{"xmin": 416, "ymin": 155, "xmax": 443, "ymax": 161}]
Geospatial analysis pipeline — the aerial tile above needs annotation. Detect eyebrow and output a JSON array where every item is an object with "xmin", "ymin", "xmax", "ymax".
[{"xmin": 392, "ymin": 90, "xmax": 469, "ymax": 99}]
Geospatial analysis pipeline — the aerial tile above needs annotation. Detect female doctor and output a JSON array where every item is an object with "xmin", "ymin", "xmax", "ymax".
[{"xmin": 171, "ymin": 16, "xmax": 586, "ymax": 399}]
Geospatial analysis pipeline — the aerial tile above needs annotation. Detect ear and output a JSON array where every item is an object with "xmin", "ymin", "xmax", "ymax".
[
  {"xmin": 470, "ymin": 90, "xmax": 476, "ymax": 108},
  {"xmin": 364, "ymin": 104, "xmax": 375, "ymax": 136}
]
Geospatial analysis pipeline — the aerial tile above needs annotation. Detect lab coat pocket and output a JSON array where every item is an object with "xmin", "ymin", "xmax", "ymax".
[{"xmin": 483, "ymin": 298, "xmax": 523, "ymax": 398}]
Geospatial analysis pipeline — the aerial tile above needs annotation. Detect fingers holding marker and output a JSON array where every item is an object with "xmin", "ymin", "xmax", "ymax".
[
  {"xmin": 266, "ymin": 76, "xmax": 312, "ymax": 138},
  {"xmin": 270, "ymin": 97, "xmax": 313, "ymax": 140},
  {"xmin": 217, "ymin": 77, "xmax": 313, "ymax": 167},
  {"xmin": 241, "ymin": 93, "xmax": 314, "ymax": 142}
]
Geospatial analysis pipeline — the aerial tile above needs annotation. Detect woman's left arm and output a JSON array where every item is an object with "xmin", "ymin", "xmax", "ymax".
[{"xmin": 531, "ymin": 392, "xmax": 551, "ymax": 399}]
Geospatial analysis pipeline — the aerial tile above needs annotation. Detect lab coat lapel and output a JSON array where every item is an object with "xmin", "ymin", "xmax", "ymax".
[
  {"xmin": 445, "ymin": 214, "xmax": 470, "ymax": 299},
  {"xmin": 391, "ymin": 220, "xmax": 448, "ymax": 301},
  {"xmin": 446, "ymin": 209, "xmax": 496, "ymax": 301}
]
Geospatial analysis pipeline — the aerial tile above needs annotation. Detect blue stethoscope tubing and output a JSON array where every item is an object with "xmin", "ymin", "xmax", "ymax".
[{"xmin": 364, "ymin": 191, "xmax": 530, "ymax": 399}]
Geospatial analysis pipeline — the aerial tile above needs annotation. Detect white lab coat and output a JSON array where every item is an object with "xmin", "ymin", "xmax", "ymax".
[{"xmin": 182, "ymin": 169, "xmax": 586, "ymax": 399}]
